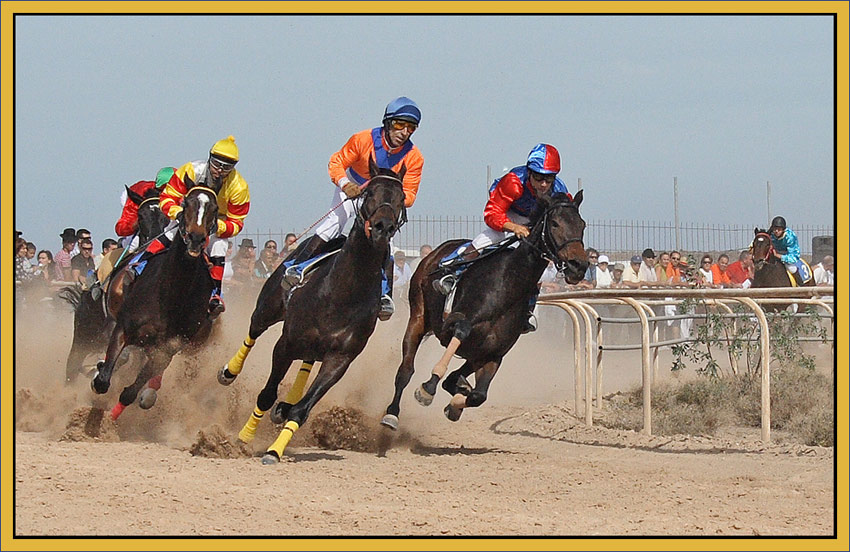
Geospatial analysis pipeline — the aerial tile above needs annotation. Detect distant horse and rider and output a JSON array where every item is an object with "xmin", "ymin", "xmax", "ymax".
[
  {"xmin": 90, "ymin": 177, "xmax": 220, "ymax": 420},
  {"xmin": 222, "ymin": 159, "xmax": 407, "ymax": 464},
  {"xmin": 60, "ymin": 184, "xmax": 169, "ymax": 383}
]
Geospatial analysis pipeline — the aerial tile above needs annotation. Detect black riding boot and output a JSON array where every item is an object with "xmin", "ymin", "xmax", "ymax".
[
  {"xmin": 379, "ymin": 251, "xmax": 395, "ymax": 321},
  {"xmin": 284, "ymin": 234, "xmax": 328, "ymax": 285}
]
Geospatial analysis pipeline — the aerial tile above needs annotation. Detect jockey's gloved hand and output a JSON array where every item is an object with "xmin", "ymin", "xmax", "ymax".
[
  {"xmin": 174, "ymin": 208, "xmax": 185, "ymax": 225},
  {"xmin": 342, "ymin": 181, "xmax": 362, "ymax": 199}
]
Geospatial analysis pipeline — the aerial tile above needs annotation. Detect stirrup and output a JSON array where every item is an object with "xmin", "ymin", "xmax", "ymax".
[
  {"xmin": 433, "ymin": 274, "xmax": 456, "ymax": 296},
  {"xmin": 522, "ymin": 313, "xmax": 538, "ymax": 334},
  {"xmin": 378, "ymin": 295, "xmax": 395, "ymax": 321},
  {"xmin": 283, "ymin": 265, "xmax": 301, "ymax": 287}
]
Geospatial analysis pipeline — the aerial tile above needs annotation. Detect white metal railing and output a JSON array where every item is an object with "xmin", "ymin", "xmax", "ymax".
[{"xmin": 539, "ymin": 286, "xmax": 834, "ymax": 443}]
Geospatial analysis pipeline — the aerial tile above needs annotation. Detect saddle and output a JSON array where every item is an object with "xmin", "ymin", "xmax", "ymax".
[{"xmin": 786, "ymin": 259, "xmax": 813, "ymax": 287}]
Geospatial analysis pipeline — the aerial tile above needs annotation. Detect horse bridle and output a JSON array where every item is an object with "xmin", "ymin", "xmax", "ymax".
[
  {"xmin": 752, "ymin": 232, "xmax": 774, "ymax": 267},
  {"xmin": 525, "ymin": 200, "xmax": 583, "ymax": 272},
  {"xmin": 353, "ymin": 174, "xmax": 407, "ymax": 236},
  {"xmin": 179, "ymin": 186, "xmax": 219, "ymax": 241}
]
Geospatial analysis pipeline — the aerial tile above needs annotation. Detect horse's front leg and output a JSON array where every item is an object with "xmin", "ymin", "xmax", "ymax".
[
  {"xmin": 219, "ymin": 273, "xmax": 287, "ymax": 385},
  {"xmin": 237, "ymin": 336, "xmax": 294, "ymax": 444},
  {"xmin": 262, "ymin": 352, "xmax": 353, "ymax": 465},
  {"xmin": 382, "ymin": 299, "xmax": 428, "ymax": 430},
  {"xmin": 91, "ymin": 324, "xmax": 128, "ymax": 395},
  {"xmin": 444, "ymin": 359, "xmax": 501, "ymax": 422}
]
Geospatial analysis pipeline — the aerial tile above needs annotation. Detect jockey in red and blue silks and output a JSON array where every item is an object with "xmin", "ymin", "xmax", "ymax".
[{"xmin": 436, "ymin": 143, "xmax": 570, "ymax": 333}]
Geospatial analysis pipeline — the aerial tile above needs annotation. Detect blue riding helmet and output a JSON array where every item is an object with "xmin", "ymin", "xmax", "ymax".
[
  {"xmin": 526, "ymin": 143, "xmax": 561, "ymax": 175},
  {"xmin": 383, "ymin": 96, "xmax": 421, "ymax": 125}
]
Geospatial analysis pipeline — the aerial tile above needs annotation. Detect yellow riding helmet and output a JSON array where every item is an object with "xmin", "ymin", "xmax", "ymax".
[{"xmin": 210, "ymin": 135, "xmax": 239, "ymax": 162}]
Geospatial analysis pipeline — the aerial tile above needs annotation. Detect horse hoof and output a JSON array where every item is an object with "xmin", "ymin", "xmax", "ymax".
[
  {"xmin": 269, "ymin": 402, "xmax": 291, "ymax": 425},
  {"xmin": 91, "ymin": 373, "xmax": 109, "ymax": 394},
  {"xmin": 414, "ymin": 385, "xmax": 434, "ymax": 407},
  {"xmin": 380, "ymin": 414, "xmax": 399, "ymax": 431},
  {"xmin": 217, "ymin": 365, "xmax": 237, "ymax": 386},
  {"xmin": 261, "ymin": 452, "xmax": 280, "ymax": 465},
  {"xmin": 138, "ymin": 388, "xmax": 157, "ymax": 410},
  {"xmin": 444, "ymin": 404, "xmax": 462, "ymax": 422}
]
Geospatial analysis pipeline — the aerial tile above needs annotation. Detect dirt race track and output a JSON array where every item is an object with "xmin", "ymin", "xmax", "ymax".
[{"xmin": 11, "ymin": 297, "xmax": 837, "ymax": 539}]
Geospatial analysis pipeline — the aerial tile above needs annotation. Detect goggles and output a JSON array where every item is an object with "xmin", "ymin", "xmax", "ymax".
[
  {"xmin": 209, "ymin": 156, "xmax": 236, "ymax": 171},
  {"xmin": 390, "ymin": 119, "xmax": 418, "ymax": 132},
  {"xmin": 529, "ymin": 171, "xmax": 556, "ymax": 184}
]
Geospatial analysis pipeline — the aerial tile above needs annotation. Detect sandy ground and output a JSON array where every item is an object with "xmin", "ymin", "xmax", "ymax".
[{"xmin": 11, "ymin": 293, "xmax": 836, "ymax": 538}]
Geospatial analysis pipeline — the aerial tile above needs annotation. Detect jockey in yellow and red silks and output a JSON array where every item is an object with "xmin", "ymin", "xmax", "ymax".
[{"xmin": 151, "ymin": 135, "xmax": 250, "ymax": 315}]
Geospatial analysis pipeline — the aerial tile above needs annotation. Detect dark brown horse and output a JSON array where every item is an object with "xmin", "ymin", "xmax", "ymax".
[
  {"xmin": 90, "ymin": 181, "xmax": 218, "ymax": 420},
  {"xmin": 750, "ymin": 228, "xmax": 815, "ymax": 289},
  {"xmin": 232, "ymin": 159, "xmax": 407, "ymax": 465},
  {"xmin": 381, "ymin": 190, "xmax": 587, "ymax": 432},
  {"xmin": 60, "ymin": 185, "xmax": 169, "ymax": 382}
]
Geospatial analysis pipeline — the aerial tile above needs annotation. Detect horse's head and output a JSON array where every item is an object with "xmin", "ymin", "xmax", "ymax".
[
  {"xmin": 355, "ymin": 157, "xmax": 407, "ymax": 247},
  {"xmin": 531, "ymin": 189, "xmax": 588, "ymax": 284},
  {"xmin": 179, "ymin": 175, "xmax": 219, "ymax": 257},
  {"xmin": 126, "ymin": 185, "xmax": 169, "ymax": 244},
  {"xmin": 751, "ymin": 227, "xmax": 774, "ymax": 269}
]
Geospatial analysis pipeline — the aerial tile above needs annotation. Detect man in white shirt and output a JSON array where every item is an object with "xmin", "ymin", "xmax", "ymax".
[{"xmin": 812, "ymin": 255, "xmax": 834, "ymax": 286}]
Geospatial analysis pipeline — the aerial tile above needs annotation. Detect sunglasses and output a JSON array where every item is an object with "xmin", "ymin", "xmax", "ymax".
[
  {"xmin": 529, "ymin": 171, "xmax": 556, "ymax": 184},
  {"xmin": 671, "ymin": 256, "xmax": 681, "ymax": 261},
  {"xmin": 390, "ymin": 119, "xmax": 418, "ymax": 132},
  {"xmin": 702, "ymin": 260, "xmax": 712, "ymax": 264},
  {"xmin": 81, "ymin": 246, "xmax": 93, "ymax": 251},
  {"xmin": 588, "ymin": 255, "xmax": 598, "ymax": 259},
  {"xmin": 209, "ymin": 157, "xmax": 236, "ymax": 171}
]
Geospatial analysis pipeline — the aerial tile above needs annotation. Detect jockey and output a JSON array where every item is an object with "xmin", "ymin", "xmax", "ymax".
[
  {"xmin": 115, "ymin": 167, "xmax": 175, "ymax": 251},
  {"xmin": 436, "ymin": 143, "xmax": 569, "ymax": 333},
  {"xmin": 145, "ymin": 136, "xmax": 250, "ymax": 316},
  {"xmin": 284, "ymin": 96, "xmax": 425, "ymax": 321},
  {"xmin": 768, "ymin": 215, "xmax": 802, "ymax": 273}
]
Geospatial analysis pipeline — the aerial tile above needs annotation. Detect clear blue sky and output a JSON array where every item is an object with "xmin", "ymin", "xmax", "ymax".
[{"xmin": 13, "ymin": 14, "xmax": 835, "ymax": 253}]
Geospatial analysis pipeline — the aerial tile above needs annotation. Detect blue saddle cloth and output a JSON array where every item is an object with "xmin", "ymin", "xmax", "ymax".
[{"xmin": 437, "ymin": 237, "xmax": 519, "ymax": 279}]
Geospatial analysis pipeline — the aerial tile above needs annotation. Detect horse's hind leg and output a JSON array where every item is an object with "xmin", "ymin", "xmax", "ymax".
[
  {"xmin": 444, "ymin": 359, "xmax": 500, "ymax": 422},
  {"xmin": 262, "ymin": 352, "xmax": 353, "ymax": 465},
  {"xmin": 219, "ymin": 275, "xmax": 286, "ymax": 385},
  {"xmin": 237, "ymin": 337, "xmax": 294, "ymax": 444},
  {"xmin": 382, "ymin": 286, "xmax": 429, "ymax": 429},
  {"xmin": 417, "ymin": 317, "xmax": 472, "ymax": 406}
]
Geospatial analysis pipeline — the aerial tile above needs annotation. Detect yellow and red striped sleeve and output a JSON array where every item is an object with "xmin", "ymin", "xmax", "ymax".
[
  {"xmin": 159, "ymin": 161, "xmax": 194, "ymax": 219},
  {"xmin": 216, "ymin": 172, "xmax": 250, "ymax": 238}
]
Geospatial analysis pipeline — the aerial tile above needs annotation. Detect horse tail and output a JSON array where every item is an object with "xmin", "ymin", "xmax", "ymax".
[{"xmin": 57, "ymin": 284, "xmax": 83, "ymax": 310}]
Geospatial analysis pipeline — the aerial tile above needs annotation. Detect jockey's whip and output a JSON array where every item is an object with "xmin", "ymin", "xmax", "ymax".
[{"xmin": 290, "ymin": 182, "xmax": 368, "ymax": 244}]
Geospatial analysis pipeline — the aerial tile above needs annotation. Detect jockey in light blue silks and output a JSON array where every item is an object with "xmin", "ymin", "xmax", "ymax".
[
  {"xmin": 769, "ymin": 216, "xmax": 800, "ymax": 269},
  {"xmin": 769, "ymin": 215, "xmax": 810, "ymax": 282}
]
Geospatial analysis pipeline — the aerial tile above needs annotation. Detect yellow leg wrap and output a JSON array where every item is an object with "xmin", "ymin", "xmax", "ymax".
[
  {"xmin": 227, "ymin": 336, "xmax": 256, "ymax": 376},
  {"xmin": 267, "ymin": 420, "xmax": 300, "ymax": 458},
  {"xmin": 237, "ymin": 406, "xmax": 266, "ymax": 443},
  {"xmin": 283, "ymin": 362, "xmax": 313, "ymax": 404}
]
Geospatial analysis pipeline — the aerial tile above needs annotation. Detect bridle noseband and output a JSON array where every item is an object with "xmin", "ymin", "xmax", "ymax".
[
  {"xmin": 354, "ymin": 174, "xmax": 407, "ymax": 236},
  {"xmin": 525, "ymin": 200, "xmax": 583, "ymax": 272}
]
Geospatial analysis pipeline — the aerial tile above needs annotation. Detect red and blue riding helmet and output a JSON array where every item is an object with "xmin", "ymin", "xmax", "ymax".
[{"xmin": 526, "ymin": 143, "xmax": 561, "ymax": 175}]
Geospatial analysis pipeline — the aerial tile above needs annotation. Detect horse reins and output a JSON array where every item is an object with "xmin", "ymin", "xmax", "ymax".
[
  {"xmin": 522, "ymin": 201, "xmax": 583, "ymax": 272},
  {"xmin": 353, "ymin": 174, "xmax": 407, "ymax": 237}
]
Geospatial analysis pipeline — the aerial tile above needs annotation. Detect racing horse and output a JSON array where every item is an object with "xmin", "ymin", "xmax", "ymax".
[
  {"xmin": 233, "ymin": 158, "xmax": 406, "ymax": 464},
  {"xmin": 750, "ymin": 228, "xmax": 815, "ymax": 289},
  {"xmin": 381, "ymin": 189, "xmax": 588, "ymax": 432},
  {"xmin": 61, "ymin": 185, "xmax": 169, "ymax": 382},
  {"xmin": 90, "ymin": 179, "xmax": 218, "ymax": 419}
]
